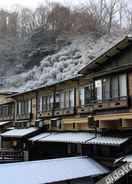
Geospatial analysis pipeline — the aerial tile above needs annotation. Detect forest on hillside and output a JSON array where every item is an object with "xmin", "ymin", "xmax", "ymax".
[{"xmin": 0, "ymin": 0, "xmax": 132, "ymax": 91}]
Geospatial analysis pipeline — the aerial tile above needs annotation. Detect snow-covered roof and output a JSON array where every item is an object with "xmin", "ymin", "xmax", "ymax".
[
  {"xmin": 115, "ymin": 155, "xmax": 132, "ymax": 163},
  {"xmin": 29, "ymin": 132, "xmax": 129, "ymax": 146},
  {"xmin": 1, "ymin": 127, "xmax": 38, "ymax": 138},
  {"xmin": 0, "ymin": 156, "xmax": 108, "ymax": 184},
  {"xmin": 36, "ymin": 132, "xmax": 96, "ymax": 144},
  {"xmin": 79, "ymin": 36, "xmax": 132, "ymax": 74},
  {"xmin": 10, "ymin": 75, "xmax": 81, "ymax": 97},
  {"xmin": 123, "ymin": 155, "xmax": 132, "ymax": 162},
  {"xmin": 0, "ymin": 121, "xmax": 10, "ymax": 126},
  {"xmin": 86, "ymin": 136, "xmax": 129, "ymax": 146},
  {"xmin": 29, "ymin": 132, "xmax": 51, "ymax": 142}
]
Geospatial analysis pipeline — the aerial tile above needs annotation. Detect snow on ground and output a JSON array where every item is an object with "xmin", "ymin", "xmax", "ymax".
[{"xmin": 4, "ymin": 33, "xmax": 125, "ymax": 92}]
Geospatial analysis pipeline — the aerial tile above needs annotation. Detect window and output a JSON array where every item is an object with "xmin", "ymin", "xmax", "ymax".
[
  {"xmin": 95, "ymin": 80, "xmax": 102, "ymax": 100},
  {"xmin": 18, "ymin": 102, "xmax": 21, "ymax": 114},
  {"xmin": 119, "ymin": 74, "xmax": 127, "ymax": 97},
  {"xmin": 28, "ymin": 100, "xmax": 32, "ymax": 113},
  {"xmin": 55, "ymin": 92, "xmax": 60, "ymax": 109},
  {"xmin": 102, "ymin": 78, "xmax": 110, "ymax": 100},
  {"xmin": 8, "ymin": 104, "xmax": 13, "ymax": 115},
  {"xmin": 95, "ymin": 74, "xmax": 127, "ymax": 101},
  {"xmin": 42, "ymin": 96, "xmax": 47, "ymax": 112},
  {"xmin": 17, "ymin": 100, "xmax": 32, "ymax": 114},
  {"xmin": 2, "ymin": 105, "xmax": 8, "ymax": 116},
  {"xmin": 39, "ymin": 96, "xmax": 43, "ymax": 112},
  {"xmin": 84, "ymin": 85, "xmax": 94, "ymax": 104},
  {"xmin": 39, "ymin": 94, "xmax": 54, "ymax": 112},
  {"xmin": 80, "ymin": 84, "xmax": 94, "ymax": 105},
  {"xmin": 60, "ymin": 92, "xmax": 65, "ymax": 108},
  {"xmin": 111, "ymin": 76, "xmax": 119, "ymax": 98},
  {"xmin": 55, "ymin": 91, "xmax": 65, "ymax": 109},
  {"xmin": 80, "ymin": 88, "xmax": 85, "ymax": 105},
  {"xmin": 51, "ymin": 119, "xmax": 62, "ymax": 129},
  {"xmin": 66, "ymin": 89, "xmax": 74, "ymax": 108}
]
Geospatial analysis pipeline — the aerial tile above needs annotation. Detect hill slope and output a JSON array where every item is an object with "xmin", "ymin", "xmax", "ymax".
[{"xmin": 2, "ymin": 32, "xmax": 125, "ymax": 92}]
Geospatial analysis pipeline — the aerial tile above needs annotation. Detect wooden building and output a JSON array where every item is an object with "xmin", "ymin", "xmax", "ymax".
[
  {"xmin": 0, "ymin": 90, "xmax": 39, "ymax": 156},
  {"xmin": 28, "ymin": 36, "xmax": 132, "ymax": 168},
  {"xmin": 0, "ymin": 91, "xmax": 15, "ymax": 133},
  {"xmin": 79, "ymin": 36, "xmax": 132, "ymax": 131},
  {"xmin": 1, "ymin": 36, "xmax": 132, "ymax": 180}
]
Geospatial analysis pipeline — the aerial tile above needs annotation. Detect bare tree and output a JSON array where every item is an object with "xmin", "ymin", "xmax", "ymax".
[{"xmin": 103, "ymin": 0, "xmax": 120, "ymax": 33}]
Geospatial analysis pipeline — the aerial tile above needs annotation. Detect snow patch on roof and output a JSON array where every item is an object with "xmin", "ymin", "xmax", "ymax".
[
  {"xmin": 0, "ymin": 156, "xmax": 108, "ymax": 184},
  {"xmin": 1, "ymin": 127, "xmax": 38, "ymax": 138},
  {"xmin": 29, "ymin": 132, "xmax": 129, "ymax": 145}
]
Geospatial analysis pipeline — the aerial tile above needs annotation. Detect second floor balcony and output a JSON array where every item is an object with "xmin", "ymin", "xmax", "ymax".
[
  {"xmin": 0, "ymin": 114, "xmax": 14, "ymax": 121},
  {"xmin": 94, "ymin": 96, "xmax": 128, "ymax": 111}
]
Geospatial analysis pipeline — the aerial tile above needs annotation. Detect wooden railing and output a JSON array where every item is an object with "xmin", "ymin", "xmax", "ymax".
[
  {"xmin": 0, "ymin": 150, "xmax": 24, "ymax": 162},
  {"xmin": 16, "ymin": 113, "xmax": 32, "ymax": 120},
  {"xmin": 0, "ymin": 115, "xmax": 14, "ymax": 121}
]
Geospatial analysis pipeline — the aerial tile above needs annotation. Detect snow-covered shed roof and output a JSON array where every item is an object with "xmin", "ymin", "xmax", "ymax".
[
  {"xmin": 0, "ymin": 121, "xmax": 11, "ymax": 126},
  {"xmin": 86, "ymin": 136, "xmax": 129, "ymax": 146},
  {"xmin": 29, "ymin": 132, "xmax": 51, "ymax": 142},
  {"xmin": 0, "ymin": 156, "xmax": 108, "ymax": 184},
  {"xmin": 29, "ymin": 132, "xmax": 129, "ymax": 146},
  {"xmin": 115, "ymin": 155, "xmax": 132, "ymax": 163},
  {"xmin": 79, "ymin": 36, "xmax": 132, "ymax": 74},
  {"xmin": 31, "ymin": 132, "xmax": 96, "ymax": 144},
  {"xmin": 1, "ymin": 127, "xmax": 38, "ymax": 138}
]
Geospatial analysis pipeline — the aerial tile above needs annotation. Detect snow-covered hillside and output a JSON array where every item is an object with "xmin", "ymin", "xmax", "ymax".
[{"xmin": 4, "ymin": 33, "xmax": 125, "ymax": 92}]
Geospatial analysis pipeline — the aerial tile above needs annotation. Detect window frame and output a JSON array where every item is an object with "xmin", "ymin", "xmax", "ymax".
[
  {"xmin": 79, "ymin": 83, "xmax": 94, "ymax": 106},
  {"xmin": 95, "ymin": 73, "xmax": 128, "ymax": 102}
]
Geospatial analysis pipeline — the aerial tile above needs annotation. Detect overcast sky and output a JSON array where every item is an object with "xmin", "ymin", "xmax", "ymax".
[{"xmin": 0, "ymin": 0, "xmax": 83, "ymax": 10}]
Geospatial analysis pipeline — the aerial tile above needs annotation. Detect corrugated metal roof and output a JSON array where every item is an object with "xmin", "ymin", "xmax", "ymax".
[
  {"xmin": 123, "ymin": 155, "xmax": 132, "ymax": 162},
  {"xmin": 29, "ymin": 133, "xmax": 51, "ymax": 142},
  {"xmin": 38, "ymin": 132, "xmax": 96, "ymax": 144},
  {"xmin": 1, "ymin": 127, "xmax": 38, "ymax": 138},
  {"xmin": 86, "ymin": 136, "xmax": 129, "ymax": 146},
  {"xmin": 29, "ymin": 132, "xmax": 129, "ymax": 146},
  {"xmin": 0, "ymin": 156, "xmax": 108, "ymax": 184}
]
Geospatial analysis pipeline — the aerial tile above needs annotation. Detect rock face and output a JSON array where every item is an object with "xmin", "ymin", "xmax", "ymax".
[{"xmin": 0, "ymin": 30, "xmax": 124, "ymax": 92}]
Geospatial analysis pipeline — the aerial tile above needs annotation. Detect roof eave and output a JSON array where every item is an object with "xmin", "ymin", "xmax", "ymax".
[{"xmin": 79, "ymin": 36, "xmax": 132, "ymax": 75}]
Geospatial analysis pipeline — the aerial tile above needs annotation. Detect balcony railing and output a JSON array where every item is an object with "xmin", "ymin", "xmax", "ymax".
[
  {"xmin": 53, "ymin": 107, "xmax": 75, "ymax": 116},
  {"xmin": 0, "ymin": 149, "xmax": 24, "ymax": 162},
  {"xmin": 94, "ymin": 96, "xmax": 128, "ymax": 110},
  {"xmin": 77, "ymin": 104, "xmax": 94, "ymax": 114},
  {"xmin": 37, "ymin": 105, "xmax": 75, "ymax": 117},
  {"xmin": 37, "ymin": 110, "xmax": 53, "ymax": 118},
  {"xmin": 0, "ymin": 115, "xmax": 14, "ymax": 121},
  {"xmin": 16, "ymin": 113, "xmax": 32, "ymax": 120}
]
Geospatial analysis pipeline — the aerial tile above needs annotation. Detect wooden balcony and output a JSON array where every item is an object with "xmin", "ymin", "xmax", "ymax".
[
  {"xmin": 94, "ymin": 97, "xmax": 128, "ymax": 111},
  {"xmin": 77, "ymin": 104, "xmax": 94, "ymax": 114},
  {"xmin": 0, "ymin": 115, "xmax": 14, "ymax": 121},
  {"xmin": 63, "ymin": 107, "xmax": 75, "ymax": 115},
  {"xmin": 37, "ymin": 111, "xmax": 53, "ymax": 118},
  {"xmin": 16, "ymin": 113, "xmax": 32, "ymax": 120},
  {"xmin": 54, "ymin": 109, "xmax": 64, "ymax": 116},
  {"xmin": 53, "ymin": 107, "xmax": 75, "ymax": 116}
]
